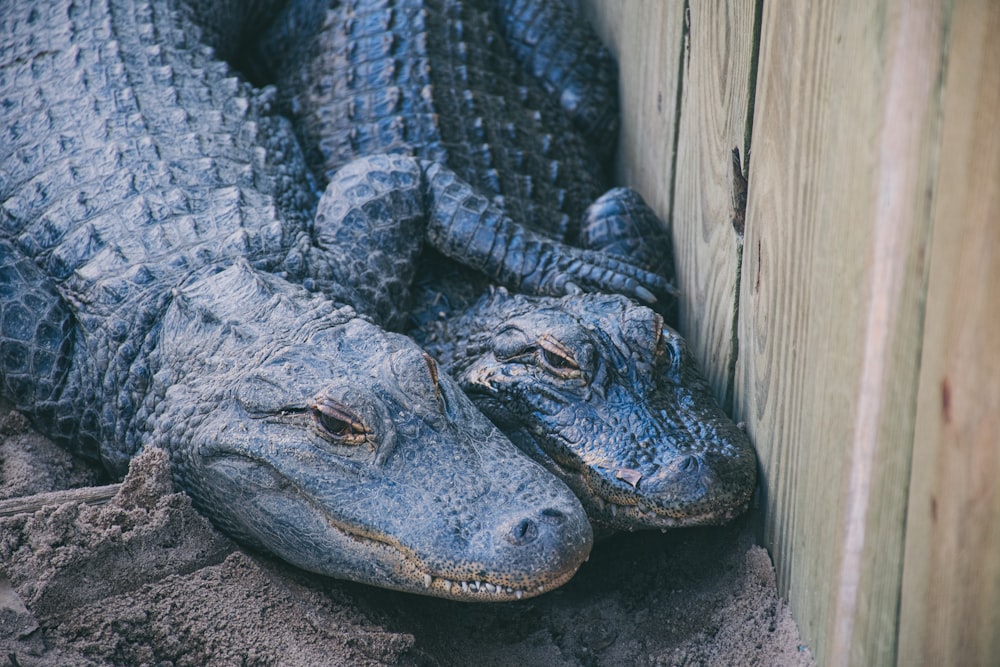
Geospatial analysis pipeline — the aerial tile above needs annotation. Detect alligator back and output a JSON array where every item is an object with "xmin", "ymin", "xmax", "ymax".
[
  {"xmin": 256, "ymin": 0, "xmax": 606, "ymax": 241},
  {"xmin": 0, "ymin": 0, "xmax": 316, "ymax": 457}
]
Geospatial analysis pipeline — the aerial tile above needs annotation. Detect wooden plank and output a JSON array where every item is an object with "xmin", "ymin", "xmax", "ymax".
[
  {"xmin": 580, "ymin": 1, "xmax": 685, "ymax": 234},
  {"xmin": 897, "ymin": 2, "xmax": 1000, "ymax": 664},
  {"xmin": 671, "ymin": 1, "xmax": 757, "ymax": 403},
  {"xmin": 736, "ymin": 1, "xmax": 947, "ymax": 664}
]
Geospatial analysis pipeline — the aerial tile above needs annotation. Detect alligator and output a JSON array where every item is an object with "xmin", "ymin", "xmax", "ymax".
[
  {"xmin": 0, "ymin": 0, "xmax": 674, "ymax": 599},
  {"xmin": 247, "ymin": 0, "xmax": 757, "ymax": 530}
]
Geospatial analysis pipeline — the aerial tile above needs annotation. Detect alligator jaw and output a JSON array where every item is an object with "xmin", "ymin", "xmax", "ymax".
[
  {"xmin": 344, "ymin": 534, "xmax": 584, "ymax": 601},
  {"xmin": 306, "ymin": 491, "xmax": 590, "ymax": 601},
  {"xmin": 580, "ymin": 488, "xmax": 752, "ymax": 532},
  {"xmin": 193, "ymin": 441, "xmax": 593, "ymax": 602},
  {"xmin": 531, "ymin": 449, "xmax": 754, "ymax": 533}
]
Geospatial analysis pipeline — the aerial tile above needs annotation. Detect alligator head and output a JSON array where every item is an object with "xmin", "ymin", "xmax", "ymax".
[
  {"xmin": 140, "ymin": 264, "xmax": 592, "ymax": 600},
  {"xmin": 429, "ymin": 288, "xmax": 757, "ymax": 531}
]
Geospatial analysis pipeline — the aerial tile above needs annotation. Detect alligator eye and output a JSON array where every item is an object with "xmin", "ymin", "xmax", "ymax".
[
  {"xmin": 655, "ymin": 328, "xmax": 684, "ymax": 377},
  {"xmin": 537, "ymin": 335, "xmax": 581, "ymax": 378},
  {"xmin": 541, "ymin": 347, "xmax": 576, "ymax": 370},
  {"xmin": 310, "ymin": 398, "xmax": 367, "ymax": 444}
]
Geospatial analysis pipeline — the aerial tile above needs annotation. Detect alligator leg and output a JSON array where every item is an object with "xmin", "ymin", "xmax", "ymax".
[
  {"xmin": 0, "ymin": 241, "xmax": 77, "ymax": 444},
  {"xmin": 291, "ymin": 154, "xmax": 674, "ymax": 330}
]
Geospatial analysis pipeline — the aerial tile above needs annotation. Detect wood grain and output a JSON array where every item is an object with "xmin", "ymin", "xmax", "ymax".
[
  {"xmin": 736, "ymin": 2, "xmax": 947, "ymax": 664},
  {"xmin": 896, "ymin": 2, "xmax": 1000, "ymax": 664},
  {"xmin": 580, "ymin": 1, "xmax": 685, "ymax": 238},
  {"xmin": 586, "ymin": 1, "xmax": 998, "ymax": 664},
  {"xmin": 671, "ymin": 1, "xmax": 756, "ymax": 404}
]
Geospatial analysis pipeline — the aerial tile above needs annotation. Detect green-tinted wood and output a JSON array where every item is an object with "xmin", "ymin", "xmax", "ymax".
[
  {"xmin": 897, "ymin": 2, "xmax": 1000, "ymax": 665},
  {"xmin": 580, "ymin": 1, "xmax": 685, "ymax": 233},
  {"xmin": 737, "ymin": 2, "xmax": 944, "ymax": 665},
  {"xmin": 671, "ymin": 1, "xmax": 756, "ymax": 403},
  {"xmin": 586, "ymin": 1, "xmax": 998, "ymax": 664}
]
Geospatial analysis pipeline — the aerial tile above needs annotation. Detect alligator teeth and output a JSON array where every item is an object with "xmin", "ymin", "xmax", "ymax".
[
  {"xmin": 438, "ymin": 577, "xmax": 532, "ymax": 599},
  {"xmin": 609, "ymin": 503, "xmax": 617, "ymax": 518},
  {"xmin": 423, "ymin": 573, "xmax": 432, "ymax": 588}
]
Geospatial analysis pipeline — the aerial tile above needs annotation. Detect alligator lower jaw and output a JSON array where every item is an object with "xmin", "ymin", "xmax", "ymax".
[
  {"xmin": 418, "ymin": 567, "xmax": 582, "ymax": 602},
  {"xmin": 553, "ymin": 469, "xmax": 751, "ymax": 531},
  {"xmin": 333, "ymin": 522, "xmax": 584, "ymax": 603},
  {"xmin": 586, "ymin": 495, "xmax": 751, "ymax": 532}
]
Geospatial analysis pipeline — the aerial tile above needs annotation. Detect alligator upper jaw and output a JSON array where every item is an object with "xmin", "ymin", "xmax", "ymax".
[
  {"xmin": 264, "ymin": 488, "xmax": 591, "ymax": 602},
  {"xmin": 198, "ymin": 451, "xmax": 593, "ymax": 602}
]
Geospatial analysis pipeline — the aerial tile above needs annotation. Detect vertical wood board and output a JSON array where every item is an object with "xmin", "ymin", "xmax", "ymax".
[
  {"xmin": 736, "ymin": 2, "xmax": 876, "ymax": 655},
  {"xmin": 672, "ymin": 1, "xmax": 756, "ymax": 403},
  {"xmin": 581, "ymin": 1, "xmax": 685, "ymax": 235},
  {"xmin": 897, "ymin": 2, "xmax": 1000, "ymax": 664},
  {"xmin": 737, "ymin": 1, "xmax": 943, "ymax": 664}
]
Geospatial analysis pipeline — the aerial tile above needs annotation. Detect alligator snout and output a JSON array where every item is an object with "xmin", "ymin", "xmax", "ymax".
[{"xmin": 588, "ymin": 424, "xmax": 757, "ymax": 530}]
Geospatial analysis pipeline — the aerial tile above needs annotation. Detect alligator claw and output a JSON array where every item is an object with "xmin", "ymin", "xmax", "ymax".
[
  {"xmin": 550, "ymin": 246, "xmax": 676, "ymax": 306},
  {"xmin": 634, "ymin": 285, "xmax": 657, "ymax": 304}
]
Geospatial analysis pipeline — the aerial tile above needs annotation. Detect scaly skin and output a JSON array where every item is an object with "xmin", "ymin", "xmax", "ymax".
[
  {"xmin": 423, "ymin": 289, "xmax": 757, "ymax": 531},
  {"xmin": 0, "ymin": 0, "xmax": 667, "ymax": 599},
  {"xmin": 492, "ymin": 0, "xmax": 620, "ymax": 159},
  {"xmin": 253, "ymin": 0, "xmax": 756, "ymax": 529}
]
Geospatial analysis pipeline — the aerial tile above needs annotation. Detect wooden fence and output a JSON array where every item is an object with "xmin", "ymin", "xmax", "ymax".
[{"xmin": 583, "ymin": 1, "xmax": 999, "ymax": 665}]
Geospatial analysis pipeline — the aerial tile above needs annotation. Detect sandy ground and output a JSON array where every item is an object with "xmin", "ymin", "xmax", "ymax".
[{"xmin": 0, "ymin": 408, "xmax": 814, "ymax": 666}]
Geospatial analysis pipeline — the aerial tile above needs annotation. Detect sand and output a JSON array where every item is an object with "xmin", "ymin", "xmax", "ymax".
[{"xmin": 0, "ymin": 408, "xmax": 813, "ymax": 666}]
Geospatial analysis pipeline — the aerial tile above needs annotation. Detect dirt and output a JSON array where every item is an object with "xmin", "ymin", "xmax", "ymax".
[{"xmin": 0, "ymin": 409, "xmax": 813, "ymax": 666}]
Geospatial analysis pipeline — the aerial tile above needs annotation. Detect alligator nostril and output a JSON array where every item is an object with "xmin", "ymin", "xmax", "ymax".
[
  {"xmin": 506, "ymin": 518, "xmax": 539, "ymax": 546},
  {"xmin": 679, "ymin": 456, "xmax": 700, "ymax": 473},
  {"xmin": 539, "ymin": 508, "xmax": 567, "ymax": 525}
]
